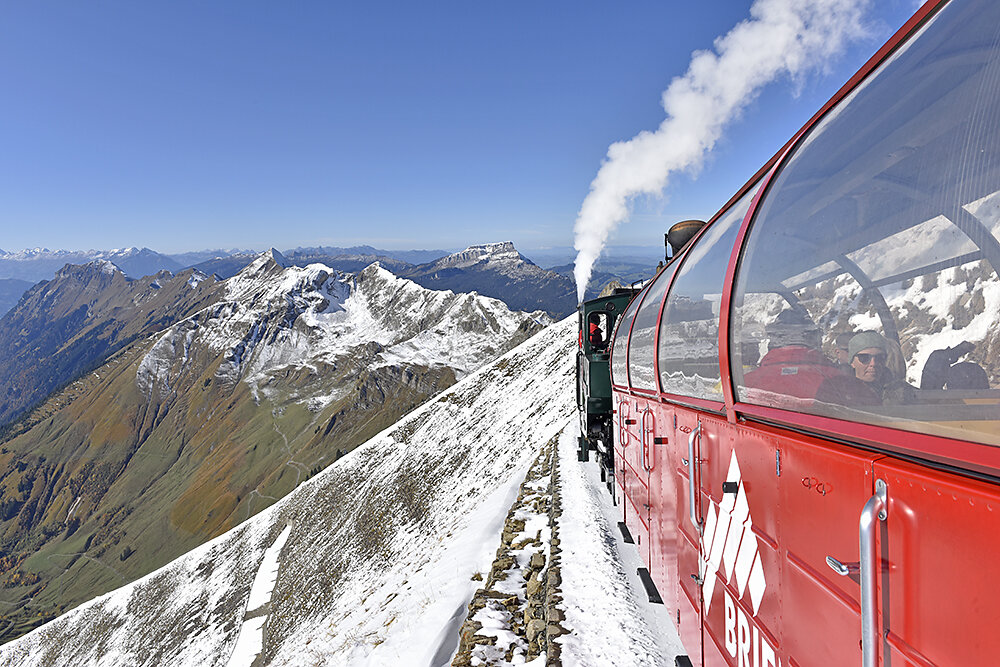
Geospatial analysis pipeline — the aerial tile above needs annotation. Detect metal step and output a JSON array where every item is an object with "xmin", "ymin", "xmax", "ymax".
[{"xmin": 637, "ymin": 567, "xmax": 663, "ymax": 604}]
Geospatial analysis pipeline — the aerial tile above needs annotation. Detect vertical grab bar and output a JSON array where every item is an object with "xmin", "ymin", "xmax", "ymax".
[
  {"xmin": 641, "ymin": 409, "xmax": 652, "ymax": 471},
  {"xmin": 687, "ymin": 424, "xmax": 702, "ymax": 532},
  {"xmin": 860, "ymin": 479, "xmax": 888, "ymax": 667},
  {"xmin": 619, "ymin": 400, "xmax": 628, "ymax": 448}
]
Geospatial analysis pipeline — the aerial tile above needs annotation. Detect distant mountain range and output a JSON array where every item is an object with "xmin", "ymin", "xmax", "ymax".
[
  {"xmin": 189, "ymin": 242, "xmax": 581, "ymax": 318},
  {"xmin": 0, "ymin": 242, "xmax": 633, "ymax": 319},
  {"xmin": 0, "ymin": 248, "xmax": 184, "ymax": 283},
  {"xmin": 0, "ymin": 250, "xmax": 549, "ymax": 643},
  {"xmin": 0, "ymin": 246, "xmax": 446, "ymax": 283}
]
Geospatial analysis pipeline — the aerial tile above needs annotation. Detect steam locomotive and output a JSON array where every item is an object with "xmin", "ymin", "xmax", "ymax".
[{"xmin": 577, "ymin": 1, "xmax": 1000, "ymax": 665}]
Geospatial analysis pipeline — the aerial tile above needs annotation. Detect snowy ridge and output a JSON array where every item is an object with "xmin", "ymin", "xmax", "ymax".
[
  {"xmin": 432, "ymin": 242, "xmax": 533, "ymax": 273},
  {"xmin": 54, "ymin": 259, "xmax": 125, "ymax": 279},
  {"xmin": 0, "ymin": 317, "xmax": 579, "ymax": 666},
  {"xmin": 135, "ymin": 253, "xmax": 551, "ymax": 403},
  {"xmin": 450, "ymin": 242, "xmax": 522, "ymax": 265}
]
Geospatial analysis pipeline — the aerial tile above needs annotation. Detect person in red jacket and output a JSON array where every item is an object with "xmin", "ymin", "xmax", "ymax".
[{"xmin": 743, "ymin": 309, "xmax": 844, "ymax": 408}]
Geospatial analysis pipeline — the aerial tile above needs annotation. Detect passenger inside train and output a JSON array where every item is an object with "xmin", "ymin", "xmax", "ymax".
[
  {"xmin": 812, "ymin": 331, "xmax": 917, "ymax": 407},
  {"xmin": 742, "ymin": 309, "xmax": 843, "ymax": 407},
  {"xmin": 721, "ymin": 1, "xmax": 1000, "ymax": 446}
]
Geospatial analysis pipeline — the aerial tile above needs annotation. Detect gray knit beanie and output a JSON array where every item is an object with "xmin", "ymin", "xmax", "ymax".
[{"xmin": 848, "ymin": 331, "xmax": 888, "ymax": 360}]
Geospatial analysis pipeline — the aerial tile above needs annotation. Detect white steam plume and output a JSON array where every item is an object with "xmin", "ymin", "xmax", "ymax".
[{"xmin": 572, "ymin": 0, "xmax": 870, "ymax": 302}]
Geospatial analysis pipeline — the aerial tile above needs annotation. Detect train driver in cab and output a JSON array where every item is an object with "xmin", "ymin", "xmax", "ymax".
[{"xmin": 588, "ymin": 313, "xmax": 606, "ymax": 349}]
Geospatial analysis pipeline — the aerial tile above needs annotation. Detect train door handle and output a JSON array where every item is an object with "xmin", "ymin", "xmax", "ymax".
[
  {"xmin": 641, "ymin": 409, "xmax": 654, "ymax": 472},
  {"xmin": 860, "ymin": 479, "xmax": 888, "ymax": 667},
  {"xmin": 686, "ymin": 424, "xmax": 702, "ymax": 533},
  {"xmin": 825, "ymin": 556, "xmax": 860, "ymax": 577}
]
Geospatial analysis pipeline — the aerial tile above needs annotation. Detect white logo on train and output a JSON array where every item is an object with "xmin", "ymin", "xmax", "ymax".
[{"xmin": 702, "ymin": 451, "xmax": 779, "ymax": 666}]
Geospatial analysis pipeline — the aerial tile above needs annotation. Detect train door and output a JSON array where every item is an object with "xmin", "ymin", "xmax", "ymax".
[
  {"xmin": 648, "ymin": 401, "xmax": 679, "ymax": 615},
  {"xmin": 622, "ymin": 397, "xmax": 651, "ymax": 558},
  {"xmin": 776, "ymin": 433, "xmax": 879, "ymax": 666},
  {"xmin": 614, "ymin": 394, "xmax": 629, "ymax": 521},
  {"xmin": 865, "ymin": 457, "xmax": 1000, "ymax": 667},
  {"xmin": 673, "ymin": 406, "xmax": 708, "ymax": 666},
  {"xmin": 697, "ymin": 418, "xmax": 781, "ymax": 667},
  {"xmin": 694, "ymin": 420, "xmax": 882, "ymax": 666}
]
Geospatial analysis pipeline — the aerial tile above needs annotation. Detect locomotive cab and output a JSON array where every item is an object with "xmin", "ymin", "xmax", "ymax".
[{"xmin": 576, "ymin": 288, "xmax": 637, "ymax": 484}]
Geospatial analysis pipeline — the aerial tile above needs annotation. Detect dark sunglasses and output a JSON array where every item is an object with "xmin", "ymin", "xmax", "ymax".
[{"xmin": 855, "ymin": 352, "xmax": 886, "ymax": 365}]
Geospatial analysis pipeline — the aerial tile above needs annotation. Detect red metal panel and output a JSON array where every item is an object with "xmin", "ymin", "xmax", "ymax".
[
  {"xmin": 649, "ymin": 402, "xmax": 679, "ymax": 615},
  {"xmin": 700, "ymin": 423, "xmax": 782, "ymax": 667},
  {"xmin": 873, "ymin": 458, "xmax": 1000, "ymax": 667},
  {"xmin": 674, "ymin": 407, "xmax": 705, "ymax": 665},
  {"xmin": 632, "ymin": 398, "xmax": 654, "ymax": 556},
  {"xmin": 734, "ymin": 402, "xmax": 1000, "ymax": 481},
  {"xmin": 614, "ymin": 394, "xmax": 629, "ymax": 523},
  {"xmin": 620, "ymin": 397, "xmax": 651, "ymax": 555},
  {"xmin": 778, "ymin": 434, "xmax": 876, "ymax": 666}
]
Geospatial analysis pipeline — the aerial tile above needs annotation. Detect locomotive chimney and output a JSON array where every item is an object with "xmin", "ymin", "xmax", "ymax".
[{"xmin": 666, "ymin": 219, "xmax": 706, "ymax": 260}]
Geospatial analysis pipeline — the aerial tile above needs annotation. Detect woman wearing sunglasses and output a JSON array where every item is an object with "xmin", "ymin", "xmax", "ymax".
[{"xmin": 815, "ymin": 331, "xmax": 916, "ymax": 406}]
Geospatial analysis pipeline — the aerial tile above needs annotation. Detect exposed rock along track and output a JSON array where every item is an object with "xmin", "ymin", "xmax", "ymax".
[{"xmin": 452, "ymin": 432, "xmax": 567, "ymax": 666}]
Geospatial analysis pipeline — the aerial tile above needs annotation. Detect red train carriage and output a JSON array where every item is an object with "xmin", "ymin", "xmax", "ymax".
[{"xmin": 609, "ymin": 1, "xmax": 1000, "ymax": 665}]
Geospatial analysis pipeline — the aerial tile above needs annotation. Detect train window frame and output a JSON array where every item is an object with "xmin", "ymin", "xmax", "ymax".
[
  {"xmin": 585, "ymin": 310, "xmax": 611, "ymax": 353},
  {"xmin": 655, "ymin": 185, "xmax": 760, "ymax": 404},
  {"xmin": 627, "ymin": 263, "xmax": 677, "ymax": 394},
  {"xmin": 610, "ymin": 286, "xmax": 645, "ymax": 389},
  {"xmin": 729, "ymin": 0, "xmax": 1000, "ymax": 450}
]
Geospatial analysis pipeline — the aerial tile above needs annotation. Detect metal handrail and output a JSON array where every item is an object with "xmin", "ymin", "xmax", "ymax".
[
  {"xmin": 860, "ymin": 479, "xmax": 888, "ymax": 667},
  {"xmin": 641, "ymin": 408, "xmax": 653, "ymax": 471},
  {"xmin": 619, "ymin": 400, "xmax": 630, "ymax": 447},
  {"xmin": 686, "ymin": 424, "xmax": 702, "ymax": 532}
]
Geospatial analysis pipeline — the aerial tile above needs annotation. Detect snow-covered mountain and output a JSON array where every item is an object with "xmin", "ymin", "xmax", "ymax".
[
  {"xmin": 142, "ymin": 250, "xmax": 552, "ymax": 406},
  {"xmin": 0, "ymin": 252, "xmax": 550, "ymax": 644},
  {"xmin": 403, "ymin": 242, "xmax": 577, "ymax": 318},
  {"xmin": 0, "ymin": 317, "xmax": 574, "ymax": 664},
  {"xmin": 0, "ymin": 317, "xmax": 683, "ymax": 666}
]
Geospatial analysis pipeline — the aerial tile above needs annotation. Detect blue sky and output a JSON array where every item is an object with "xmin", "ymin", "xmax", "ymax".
[{"xmin": 0, "ymin": 1, "xmax": 920, "ymax": 254}]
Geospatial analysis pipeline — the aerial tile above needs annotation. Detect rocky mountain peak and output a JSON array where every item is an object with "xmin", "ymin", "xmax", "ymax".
[
  {"xmin": 401, "ymin": 242, "xmax": 575, "ymax": 317},
  {"xmin": 54, "ymin": 259, "xmax": 125, "ymax": 280},
  {"xmin": 238, "ymin": 249, "xmax": 291, "ymax": 280},
  {"xmin": 437, "ymin": 241, "xmax": 527, "ymax": 269}
]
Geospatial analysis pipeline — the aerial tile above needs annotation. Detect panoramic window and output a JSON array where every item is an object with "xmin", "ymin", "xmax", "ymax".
[
  {"xmin": 611, "ymin": 289, "xmax": 643, "ymax": 386},
  {"xmin": 657, "ymin": 187, "xmax": 758, "ymax": 400},
  {"xmin": 731, "ymin": 0, "xmax": 1000, "ymax": 446},
  {"xmin": 628, "ymin": 264, "xmax": 677, "ymax": 391}
]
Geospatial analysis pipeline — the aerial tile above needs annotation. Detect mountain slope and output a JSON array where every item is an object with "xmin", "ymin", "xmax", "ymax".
[
  {"xmin": 0, "ymin": 279, "xmax": 33, "ymax": 318},
  {"xmin": 0, "ymin": 253, "xmax": 548, "ymax": 643},
  {"xmin": 0, "ymin": 317, "xmax": 578, "ymax": 666},
  {"xmin": 0, "ymin": 262, "xmax": 222, "ymax": 427}
]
